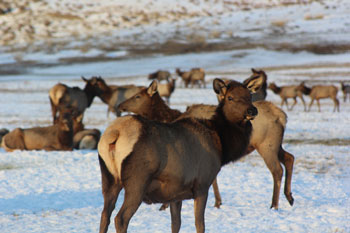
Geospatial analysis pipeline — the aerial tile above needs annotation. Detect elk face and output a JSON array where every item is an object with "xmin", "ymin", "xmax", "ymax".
[
  {"xmin": 82, "ymin": 76, "xmax": 108, "ymax": 96},
  {"xmin": 57, "ymin": 109, "xmax": 74, "ymax": 132},
  {"xmin": 117, "ymin": 81, "xmax": 158, "ymax": 116},
  {"xmin": 214, "ymin": 78, "xmax": 261, "ymax": 123}
]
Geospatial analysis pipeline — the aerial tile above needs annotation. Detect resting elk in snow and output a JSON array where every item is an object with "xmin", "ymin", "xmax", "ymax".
[
  {"xmin": 49, "ymin": 77, "xmax": 98, "ymax": 123},
  {"xmin": 83, "ymin": 76, "xmax": 143, "ymax": 117},
  {"xmin": 297, "ymin": 82, "xmax": 339, "ymax": 112},
  {"xmin": 119, "ymin": 79, "xmax": 294, "ymax": 210},
  {"xmin": 98, "ymin": 78, "xmax": 261, "ymax": 233},
  {"xmin": 1, "ymin": 109, "xmax": 74, "ymax": 151},
  {"xmin": 148, "ymin": 70, "xmax": 171, "ymax": 82},
  {"xmin": 341, "ymin": 82, "xmax": 350, "ymax": 102},
  {"xmin": 269, "ymin": 82, "xmax": 307, "ymax": 111},
  {"xmin": 71, "ymin": 114, "xmax": 101, "ymax": 150}
]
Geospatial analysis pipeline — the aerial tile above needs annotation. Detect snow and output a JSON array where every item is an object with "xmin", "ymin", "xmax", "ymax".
[{"xmin": 1, "ymin": 0, "xmax": 350, "ymax": 232}]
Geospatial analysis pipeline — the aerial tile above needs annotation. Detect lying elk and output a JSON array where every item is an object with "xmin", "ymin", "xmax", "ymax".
[
  {"xmin": 176, "ymin": 68, "xmax": 206, "ymax": 88},
  {"xmin": 297, "ymin": 82, "xmax": 339, "ymax": 112},
  {"xmin": 2, "ymin": 109, "xmax": 74, "ymax": 151},
  {"xmin": 71, "ymin": 114, "xmax": 101, "ymax": 150},
  {"xmin": 157, "ymin": 78, "xmax": 176, "ymax": 104},
  {"xmin": 83, "ymin": 76, "xmax": 144, "ymax": 117},
  {"xmin": 49, "ymin": 77, "xmax": 98, "ymax": 123},
  {"xmin": 148, "ymin": 70, "xmax": 171, "ymax": 82},
  {"xmin": 98, "ymin": 78, "xmax": 261, "ymax": 233},
  {"xmin": 119, "ymin": 80, "xmax": 294, "ymax": 210},
  {"xmin": 0, "ymin": 128, "xmax": 9, "ymax": 145},
  {"xmin": 341, "ymin": 82, "xmax": 350, "ymax": 102},
  {"xmin": 243, "ymin": 68, "xmax": 268, "ymax": 102},
  {"xmin": 269, "ymin": 82, "xmax": 307, "ymax": 111}
]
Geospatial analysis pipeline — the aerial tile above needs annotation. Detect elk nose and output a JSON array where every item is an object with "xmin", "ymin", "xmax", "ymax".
[{"xmin": 247, "ymin": 106, "xmax": 258, "ymax": 117}]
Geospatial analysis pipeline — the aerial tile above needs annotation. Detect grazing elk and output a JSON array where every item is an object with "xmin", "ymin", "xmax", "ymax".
[
  {"xmin": 297, "ymin": 82, "xmax": 339, "ymax": 112},
  {"xmin": 97, "ymin": 78, "xmax": 261, "ymax": 233},
  {"xmin": 119, "ymin": 80, "xmax": 294, "ymax": 210},
  {"xmin": 148, "ymin": 70, "xmax": 171, "ymax": 82},
  {"xmin": 269, "ymin": 82, "xmax": 307, "ymax": 111},
  {"xmin": 1, "ymin": 109, "xmax": 74, "ymax": 152},
  {"xmin": 83, "ymin": 76, "xmax": 144, "ymax": 117},
  {"xmin": 49, "ymin": 77, "xmax": 98, "ymax": 123},
  {"xmin": 157, "ymin": 78, "xmax": 177, "ymax": 104},
  {"xmin": 341, "ymin": 82, "xmax": 350, "ymax": 102},
  {"xmin": 176, "ymin": 68, "xmax": 206, "ymax": 88},
  {"xmin": 243, "ymin": 68, "xmax": 268, "ymax": 102}
]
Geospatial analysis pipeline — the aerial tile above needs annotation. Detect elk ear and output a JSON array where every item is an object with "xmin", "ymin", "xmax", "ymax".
[
  {"xmin": 243, "ymin": 74, "xmax": 264, "ymax": 93},
  {"xmin": 75, "ymin": 113, "xmax": 84, "ymax": 123},
  {"xmin": 147, "ymin": 80, "xmax": 158, "ymax": 96},
  {"xmin": 213, "ymin": 78, "xmax": 227, "ymax": 100},
  {"xmin": 251, "ymin": 68, "xmax": 258, "ymax": 73},
  {"xmin": 81, "ymin": 76, "xmax": 88, "ymax": 82}
]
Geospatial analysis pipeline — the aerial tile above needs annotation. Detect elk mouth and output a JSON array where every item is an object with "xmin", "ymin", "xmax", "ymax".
[{"xmin": 245, "ymin": 106, "xmax": 258, "ymax": 121}]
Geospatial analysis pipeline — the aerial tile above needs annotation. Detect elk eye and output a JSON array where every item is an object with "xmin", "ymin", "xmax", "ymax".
[
  {"xmin": 135, "ymin": 95, "xmax": 140, "ymax": 99},
  {"xmin": 228, "ymin": 96, "xmax": 233, "ymax": 101}
]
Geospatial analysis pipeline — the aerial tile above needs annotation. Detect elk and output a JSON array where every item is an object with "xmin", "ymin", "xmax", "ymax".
[
  {"xmin": 83, "ymin": 76, "xmax": 144, "ymax": 117},
  {"xmin": 176, "ymin": 68, "xmax": 206, "ymax": 88},
  {"xmin": 157, "ymin": 78, "xmax": 176, "ymax": 104},
  {"xmin": 341, "ymin": 82, "xmax": 350, "ymax": 102},
  {"xmin": 97, "ymin": 78, "xmax": 261, "ymax": 233},
  {"xmin": 243, "ymin": 68, "xmax": 268, "ymax": 102},
  {"xmin": 1, "ymin": 109, "xmax": 74, "ymax": 152},
  {"xmin": 148, "ymin": 70, "xmax": 171, "ymax": 82},
  {"xmin": 0, "ymin": 128, "xmax": 9, "ymax": 145},
  {"xmin": 49, "ymin": 77, "xmax": 98, "ymax": 123},
  {"xmin": 70, "ymin": 114, "xmax": 101, "ymax": 150},
  {"xmin": 297, "ymin": 82, "xmax": 339, "ymax": 112},
  {"xmin": 119, "ymin": 80, "xmax": 294, "ymax": 210},
  {"xmin": 269, "ymin": 82, "xmax": 307, "ymax": 111}
]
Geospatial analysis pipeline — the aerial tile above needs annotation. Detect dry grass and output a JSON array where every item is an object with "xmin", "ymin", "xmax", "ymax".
[
  {"xmin": 270, "ymin": 19, "xmax": 288, "ymax": 28},
  {"xmin": 304, "ymin": 14, "xmax": 324, "ymax": 21}
]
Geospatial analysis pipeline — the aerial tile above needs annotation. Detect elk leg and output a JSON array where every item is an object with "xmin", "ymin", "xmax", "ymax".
[
  {"xmin": 290, "ymin": 97, "xmax": 297, "ymax": 110},
  {"xmin": 333, "ymin": 98, "xmax": 340, "ymax": 112},
  {"xmin": 308, "ymin": 98, "xmax": 315, "ymax": 112},
  {"xmin": 170, "ymin": 201, "xmax": 182, "ymax": 233},
  {"xmin": 299, "ymin": 95, "xmax": 306, "ymax": 112},
  {"xmin": 159, "ymin": 203, "xmax": 169, "ymax": 211},
  {"xmin": 194, "ymin": 192, "xmax": 208, "ymax": 233},
  {"xmin": 257, "ymin": 146, "xmax": 283, "ymax": 209},
  {"xmin": 316, "ymin": 99, "xmax": 321, "ymax": 112},
  {"xmin": 212, "ymin": 177, "xmax": 222, "ymax": 208},
  {"xmin": 98, "ymin": 155, "xmax": 122, "ymax": 233},
  {"xmin": 278, "ymin": 146, "xmax": 294, "ymax": 206}
]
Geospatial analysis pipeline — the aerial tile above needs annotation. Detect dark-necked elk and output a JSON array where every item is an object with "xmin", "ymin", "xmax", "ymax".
[
  {"xmin": 297, "ymin": 82, "xmax": 339, "ymax": 112},
  {"xmin": 341, "ymin": 82, "xmax": 350, "ymax": 102},
  {"xmin": 98, "ymin": 78, "xmax": 261, "ymax": 233},
  {"xmin": 49, "ymin": 77, "xmax": 98, "ymax": 123},
  {"xmin": 148, "ymin": 70, "xmax": 171, "ymax": 82},
  {"xmin": 176, "ymin": 68, "xmax": 206, "ymax": 88},
  {"xmin": 82, "ymin": 76, "xmax": 144, "ymax": 117},
  {"xmin": 269, "ymin": 82, "xmax": 307, "ymax": 111},
  {"xmin": 1, "ymin": 109, "xmax": 74, "ymax": 151},
  {"xmin": 243, "ymin": 68, "xmax": 268, "ymax": 102},
  {"xmin": 119, "ymin": 80, "xmax": 294, "ymax": 210}
]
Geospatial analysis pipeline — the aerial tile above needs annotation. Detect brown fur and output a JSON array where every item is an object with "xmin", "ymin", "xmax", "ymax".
[
  {"xmin": 176, "ymin": 68, "xmax": 206, "ymax": 88},
  {"xmin": 148, "ymin": 70, "xmax": 171, "ymax": 81},
  {"xmin": 269, "ymin": 82, "xmax": 307, "ymax": 111},
  {"xmin": 243, "ymin": 68, "xmax": 268, "ymax": 102},
  {"xmin": 49, "ymin": 77, "xmax": 98, "ymax": 123},
  {"xmin": 2, "ymin": 110, "xmax": 74, "ymax": 151},
  {"xmin": 97, "ymin": 78, "xmax": 261, "ymax": 233},
  {"xmin": 157, "ymin": 78, "xmax": 176, "ymax": 103},
  {"xmin": 340, "ymin": 82, "xmax": 350, "ymax": 102},
  {"xmin": 298, "ymin": 82, "xmax": 339, "ymax": 112}
]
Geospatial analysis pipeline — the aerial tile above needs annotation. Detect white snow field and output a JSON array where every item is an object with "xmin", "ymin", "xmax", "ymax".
[{"xmin": 1, "ymin": 0, "xmax": 350, "ymax": 232}]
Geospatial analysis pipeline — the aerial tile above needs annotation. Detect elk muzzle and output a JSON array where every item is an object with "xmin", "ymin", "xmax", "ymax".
[{"xmin": 245, "ymin": 106, "xmax": 258, "ymax": 121}]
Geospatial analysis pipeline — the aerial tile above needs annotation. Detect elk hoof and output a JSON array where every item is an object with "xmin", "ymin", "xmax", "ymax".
[
  {"xmin": 159, "ymin": 203, "xmax": 169, "ymax": 211},
  {"xmin": 287, "ymin": 193, "xmax": 294, "ymax": 206},
  {"xmin": 214, "ymin": 201, "xmax": 222, "ymax": 209}
]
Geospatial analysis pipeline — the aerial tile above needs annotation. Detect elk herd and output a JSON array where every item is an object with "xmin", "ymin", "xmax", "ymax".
[{"xmin": 1, "ymin": 66, "xmax": 349, "ymax": 233}]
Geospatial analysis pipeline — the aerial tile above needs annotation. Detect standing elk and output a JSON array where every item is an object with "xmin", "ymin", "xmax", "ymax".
[
  {"xmin": 297, "ymin": 82, "xmax": 339, "ymax": 112},
  {"xmin": 243, "ymin": 68, "xmax": 268, "ymax": 102},
  {"xmin": 97, "ymin": 78, "xmax": 261, "ymax": 233},
  {"xmin": 157, "ymin": 78, "xmax": 176, "ymax": 104},
  {"xmin": 49, "ymin": 77, "xmax": 98, "ymax": 123},
  {"xmin": 118, "ymin": 79, "xmax": 294, "ymax": 210},
  {"xmin": 269, "ymin": 82, "xmax": 307, "ymax": 111},
  {"xmin": 82, "ymin": 76, "xmax": 144, "ymax": 117},
  {"xmin": 341, "ymin": 82, "xmax": 350, "ymax": 102},
  {"xmin": 148, "ymin": 70, "xmax": 171, "ymax": 82},
  {"xmin": 1, "ymin": 109, "xmax": 74, "ymax": 152},
  {"xmin": 176, "ymin": 68, "xmax": 206, "ymax": 88}
]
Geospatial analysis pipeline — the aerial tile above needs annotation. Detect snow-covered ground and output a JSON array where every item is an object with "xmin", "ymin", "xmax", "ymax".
[{"xmin": 1, "ymin": 0, "xmax": 350, "ymax": 232}]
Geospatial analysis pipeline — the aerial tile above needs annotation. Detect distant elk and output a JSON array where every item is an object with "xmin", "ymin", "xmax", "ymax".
[
  {"xmin": 71, "ymin": 114, "xmax": 101, "ymax": 150},
  {"xmin": 49, "ymin": 77, "xmax": 98, "ymax": 123},
  {"xmin": 176, "ymin": 67, "xmax": 206, "ymax": 88},
  {"xmin": 97, "ymin": 78, "xmax": 261, "ymax": 233},
  {"xmin": 269, "ymin": 82, "xmax": 307, "ymax": 111},
  {"xmin": 1, "ymin": 109, "xmax": 74, "ymax": 151},
  {"xmin": 341, "ymin": 82, "xmax": 350, "ymax": 102},
  {"xmin": 157, "ymin": 78, "xmax": 176, "ymax": 104},
  {"xmin": 148, "ymin": 70, "xmax": 171, "ymax": 82},
  {"xmin": 82, "ymin": 76, "xmax": 144, "ymax": 117},
  {"xmin": 118, "ymin": 79, "xmax": 294, "ymax": 210},
  {"xmin": 243, "ymin": 68, "xmax": 268, "ymax": 102},
  {"xmin": 297, "ymin": 82, "xmax": 339, "ymax": 112}
]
